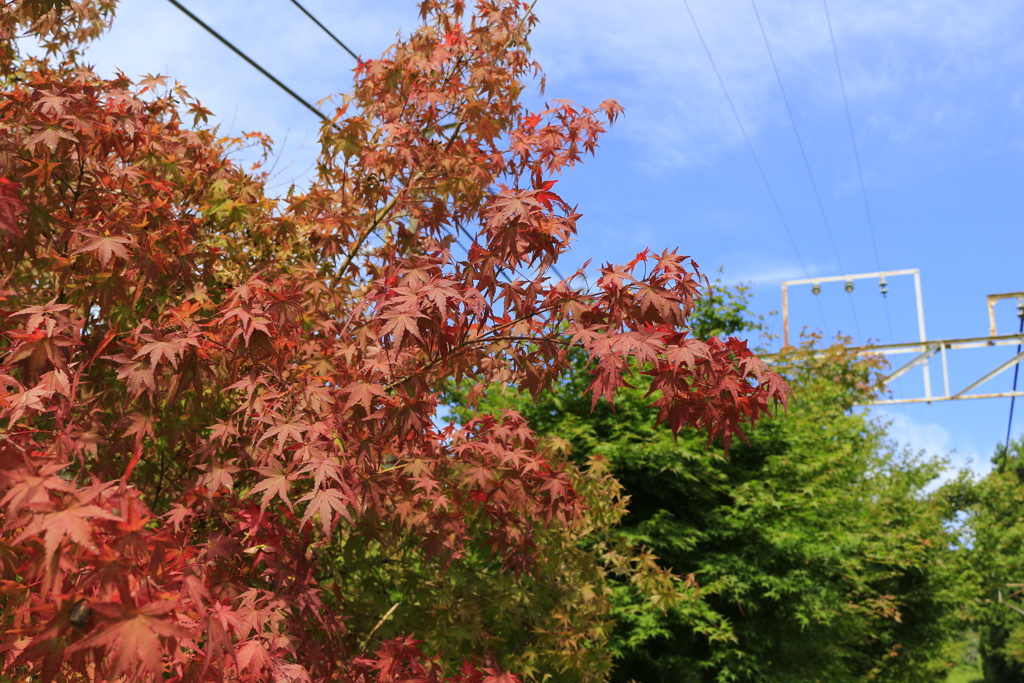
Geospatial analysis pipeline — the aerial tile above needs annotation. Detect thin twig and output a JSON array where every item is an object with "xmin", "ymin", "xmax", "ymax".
[{"xmin": 359, "ymin": 602, "xmax": 401, "ymax": 652}]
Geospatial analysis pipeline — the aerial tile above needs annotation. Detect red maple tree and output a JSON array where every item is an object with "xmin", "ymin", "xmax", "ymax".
[{"xmin": 0, "ymin": 1, "xmax": 788, "ymax": 680}]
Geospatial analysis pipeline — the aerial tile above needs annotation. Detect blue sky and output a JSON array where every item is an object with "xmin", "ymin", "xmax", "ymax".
[{"xmin": 78, "ymin": 0, "xmax": 1024, "ymax": 477}]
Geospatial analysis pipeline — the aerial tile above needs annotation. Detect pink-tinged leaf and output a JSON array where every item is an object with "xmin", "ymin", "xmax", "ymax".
[
  {"xmin": 379, "ymin": 310, "xmax": 425, "ymax": 348},
  {"xmin": 15, "ymin": 498, "xmax": 119, "ymax": 567},
  {"xmin": 298, "ymin": 452, "xmax": 344, "ymax": 491},
  {"xmin": 489, "ymin": 190, "xmax": 539, "ymax": 226},
  {"xmin": 65, "ymin": 601, "xmax": 188, "ymax": 679},
  {"xmin": 258, "ymin": 419, "xmax": 309, "ymax": 452},
  {"xmin": 299, "ymin": 487, "xmax": 354, "ymax": 538},
  {"xmin": 3, "ymin": 385, "xmax": 54, "ymax": 425},
  {"xmin": 135, "ymin": 333, "xmax": 186, "ymax": 369},
  {"xmin": 342, "ymin": 381, "xmax": 386, "ymax": 415},
  {"xmin": 198, "ymin": 461, "xmax": 241, "ymax": 494},
  {"xmin": 0, "ymin": 464, "xmax": 76, "ymax": 516},
  {"xmin": 24, "ymin": 125, "xmax": 78, "ymax": 150},
  {"xmin": 236, "ymin": 638, "xmax": 272, "ymax": 675},
  {"xmin": 183, "ymin": 573, "xmax": 211, "ymax": 613},
  {"xmin": 164, "ymin": 504, "xmax": 195, "ymax": 531},
  {"xmin": 108, "ymin": 354, "xmax": 157, "ymax": 398},
  {"xmin": 250, "ymin": 467, "xmax": 294, "ymax": 512},
  {"xmin": 72, "ymin": 231, "xmax": 135, "ymax": 268},
  {"xmin": 38, "ymin": 368, "xmax": 71, "ymax": 397},
  {"xmin": 11, "ymin": 299, "xmax": 73, "ymax": 334},
  {"xmin": 0, "ymin": 177, "xmax": 25, "ymax": 237},
  {"xmin": 483, "ymin": 672, "xmax": 521, "ymax": 683},
  {"xmin": 208, "ymin": 418, "xmax": 239, "ymax": 444}
]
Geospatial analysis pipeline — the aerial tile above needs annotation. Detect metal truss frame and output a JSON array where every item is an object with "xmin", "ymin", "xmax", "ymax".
[
  {"xmin": 776, "ymin": 271, "xmax": 1024, "ymax": 406},
  {"xmin": 781, "ymin": 269, "xmax": 926, "ymax": 349},
  {"xmin": 848, "ymin": 332, "xmax": 1024, "ymax": 405}
]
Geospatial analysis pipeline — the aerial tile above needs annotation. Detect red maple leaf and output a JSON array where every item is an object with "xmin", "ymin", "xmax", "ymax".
[
  {"xmin": 15, "ymin": 491, "xmax": 119, "ymax": 564},
  {"xmin": 71, "ymin": 231, "xmax": 136, "ymax": 268},
  {"xmin": 65, "ymin": 601, "xmax": 189, "ymax": 680}
]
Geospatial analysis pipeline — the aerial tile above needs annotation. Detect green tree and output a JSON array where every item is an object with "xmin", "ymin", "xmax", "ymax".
[
  {"xmin": 0, "ymin": 1, "xmax": 788, "ymax": 680},
  {"xmin": 954, "ymin": 437, "xmax": 1024, "ymax": 682},
  {"xmin": 455, "ymin": 284, "xmax": 961, "ymax": 682}
]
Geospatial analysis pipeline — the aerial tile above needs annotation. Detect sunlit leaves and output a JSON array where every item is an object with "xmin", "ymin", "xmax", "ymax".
[{"xmin": 0, "ymin": 0, "xmax": 788, "ymax": 680}]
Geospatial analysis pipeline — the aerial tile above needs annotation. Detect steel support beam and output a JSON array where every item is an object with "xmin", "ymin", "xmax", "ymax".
[
  {"xmin": 761, "ymin": 332, "xmax": 1024, "ymax": 406},
  {"xmin": 775, "ymin": 278, "xmax": 1024, "ymax": 406},
  {"xmin": 951, "ymin": 349, "xmax": 1024, "ymax": 399},
  {"xmin": 885, "ymin": 345, "xmax": 938, "ymax": 383}
]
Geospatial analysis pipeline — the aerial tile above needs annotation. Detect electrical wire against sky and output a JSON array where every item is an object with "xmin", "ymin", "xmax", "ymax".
[
  {"xmin": 166, "ymin": 0, "xmax": 570, "ymax": 285},
  {"xmin": 682, "ymin": 0, "xmax": 830, "ymax": 337},
  {"xmin": 749, "ymin": 0, "xmax": 861, "ymax": 341},
  {"xmin": 288, "ymin": 0, "xmax": 359, "ymax": 60},
  {"xmin": 819, "ymin": 0, "xmax": 906, "ymax": 403},
  {"xmin": 164, "ymin": 0, "xmax": 327, "ymax": 123}
]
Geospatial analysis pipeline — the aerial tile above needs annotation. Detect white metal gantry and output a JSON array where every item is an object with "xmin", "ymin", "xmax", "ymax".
[{"xmin": 777, "ymin": 270, "xmax": 1024, "ymax": 406}]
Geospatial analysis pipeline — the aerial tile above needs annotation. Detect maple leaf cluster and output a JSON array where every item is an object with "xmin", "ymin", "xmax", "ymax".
[{"xmin": 0, "ymin": 1, "xmax": 788, "ymax": 681}]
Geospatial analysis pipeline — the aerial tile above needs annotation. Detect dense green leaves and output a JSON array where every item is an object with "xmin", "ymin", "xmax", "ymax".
[
  {"xmin": 949, "ymin": 437, "xmax": 1024, "ymax": 682},
  {"xmin": 454, "ymin": 287, "xmax": 963, "ymax": 682}
]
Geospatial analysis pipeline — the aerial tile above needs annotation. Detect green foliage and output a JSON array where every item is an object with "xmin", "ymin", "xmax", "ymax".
[
  {"xmin": 954, "ymin": 437, "xmax": 1024, "ymax": 682},
  {"xmin": 316, "ymin": 436, "xmax": 698, "ymax": 683},
  {"xmin": 451, "ymin": 284, "xmax": 962, "ymax": 682},
  {"xmin": 316, "ymin": 453, "xmax": 611, "ymax": 682},
  {"xmin": 688, "ymin": 276, "xmax": 762, "ymax": 342}
]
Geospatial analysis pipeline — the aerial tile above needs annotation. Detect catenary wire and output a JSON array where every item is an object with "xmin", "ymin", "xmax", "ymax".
[
  {"xmin": 819, "ymin": 0, "xmax": 907, "ymax": 408},
  {"xmin": 288, "ymin": 0, "xmax": 359, "ymax": 60},
  {"xmin": 165, "ymin": 0, "xmax": 327, "ymax": 123},
  {"xmin": 819, "ymin": 0, "xmax": 907, "ymax": 349},
  {"xmin": 749, "ymin": 0, "xmax": 860, "ymax": 342},
  {"xmin": 166, "ymin": 0, "xmax": 571, "ymax": 286},
  {"xmin": 821, "ymin": 0, "xmax": 884, "ymax": 277},
  {"xmin": 749, "ymin": 0, "xmax": 844, "ymax": 274},
  {"xmin": 682, "ymin": 0, "xmax": 829, "ymax": 336},
  {"xmin": 163, "ymin": 0, "xmax": 471, "ymax": 271}
]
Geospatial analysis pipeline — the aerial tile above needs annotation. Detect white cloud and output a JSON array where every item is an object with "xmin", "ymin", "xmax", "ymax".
[
  {"xmin": 729, "ymin": 262, "xmax": 819, "ymax": 288},
  {"xmin": 875, "ymin": 409, "xmax": 990, "ymax": 483},
  {"xmin": 63, "ymin": 0, "xmax": 1024, "ymax": 181},
  {"xmin": 526, "ymin": 0, "xmax": 1024, "ymax": 168}
]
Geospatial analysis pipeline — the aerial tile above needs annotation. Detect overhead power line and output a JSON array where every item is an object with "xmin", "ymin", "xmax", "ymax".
[
  {"xmin": 821, "ymin": 0, "xmax": 887, "ymax": 280},
  {"xmin": 167, "ymin": 0, "xmax": 571, "ymax": 286},
  {"xmin": 820, "ymin": 0, "xmax": 899, "ymax": 357},
  {"xmin": 164, "ymin": 0, "xmax": 326, "ymax": 124},
  {"xmin": 681, "ymin": 0, "xmax": 830, "ymax": 335},
  {"xmin": 748, "ymin": 2, "xmax": 845, "ymax": 277},
  {"xmin": 749, "ymin": 0, "xmax": 862, "ymax": 341},
  {"xmin": 288, "ymin": 0, "xmax": 359, "ymax": 61}
]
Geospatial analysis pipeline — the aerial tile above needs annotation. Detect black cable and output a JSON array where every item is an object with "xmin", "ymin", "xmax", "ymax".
[
  {"xmin": 750, "ymin": 0, "xmax": 844, "ymax": 276},
  {"xmin": 1003, "ymin": 312, "xmax": 1024, "ymax": 470},
  {"xmin": 288, "ymin": 0, "xmax": 359, "ymax": 61},
  {"xmin": 168, "ymin": 0, "xmax": 569, "ymax": 286},
  {"xmin": 682, "ymin": 0, "xmax": 829, "ymax": 336},
  {"xmin": 165, "ymin": 0, "xmax": 326, "ymax": 123}
]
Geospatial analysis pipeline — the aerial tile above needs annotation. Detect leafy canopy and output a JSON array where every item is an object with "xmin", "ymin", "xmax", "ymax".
[
  {"xmin": 458, "ymin": 286, "xmax": 963, "ymax": 683},
  {"xmin": 0, "ymin": 1, "xmax": 786, "ymax": 682}
]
